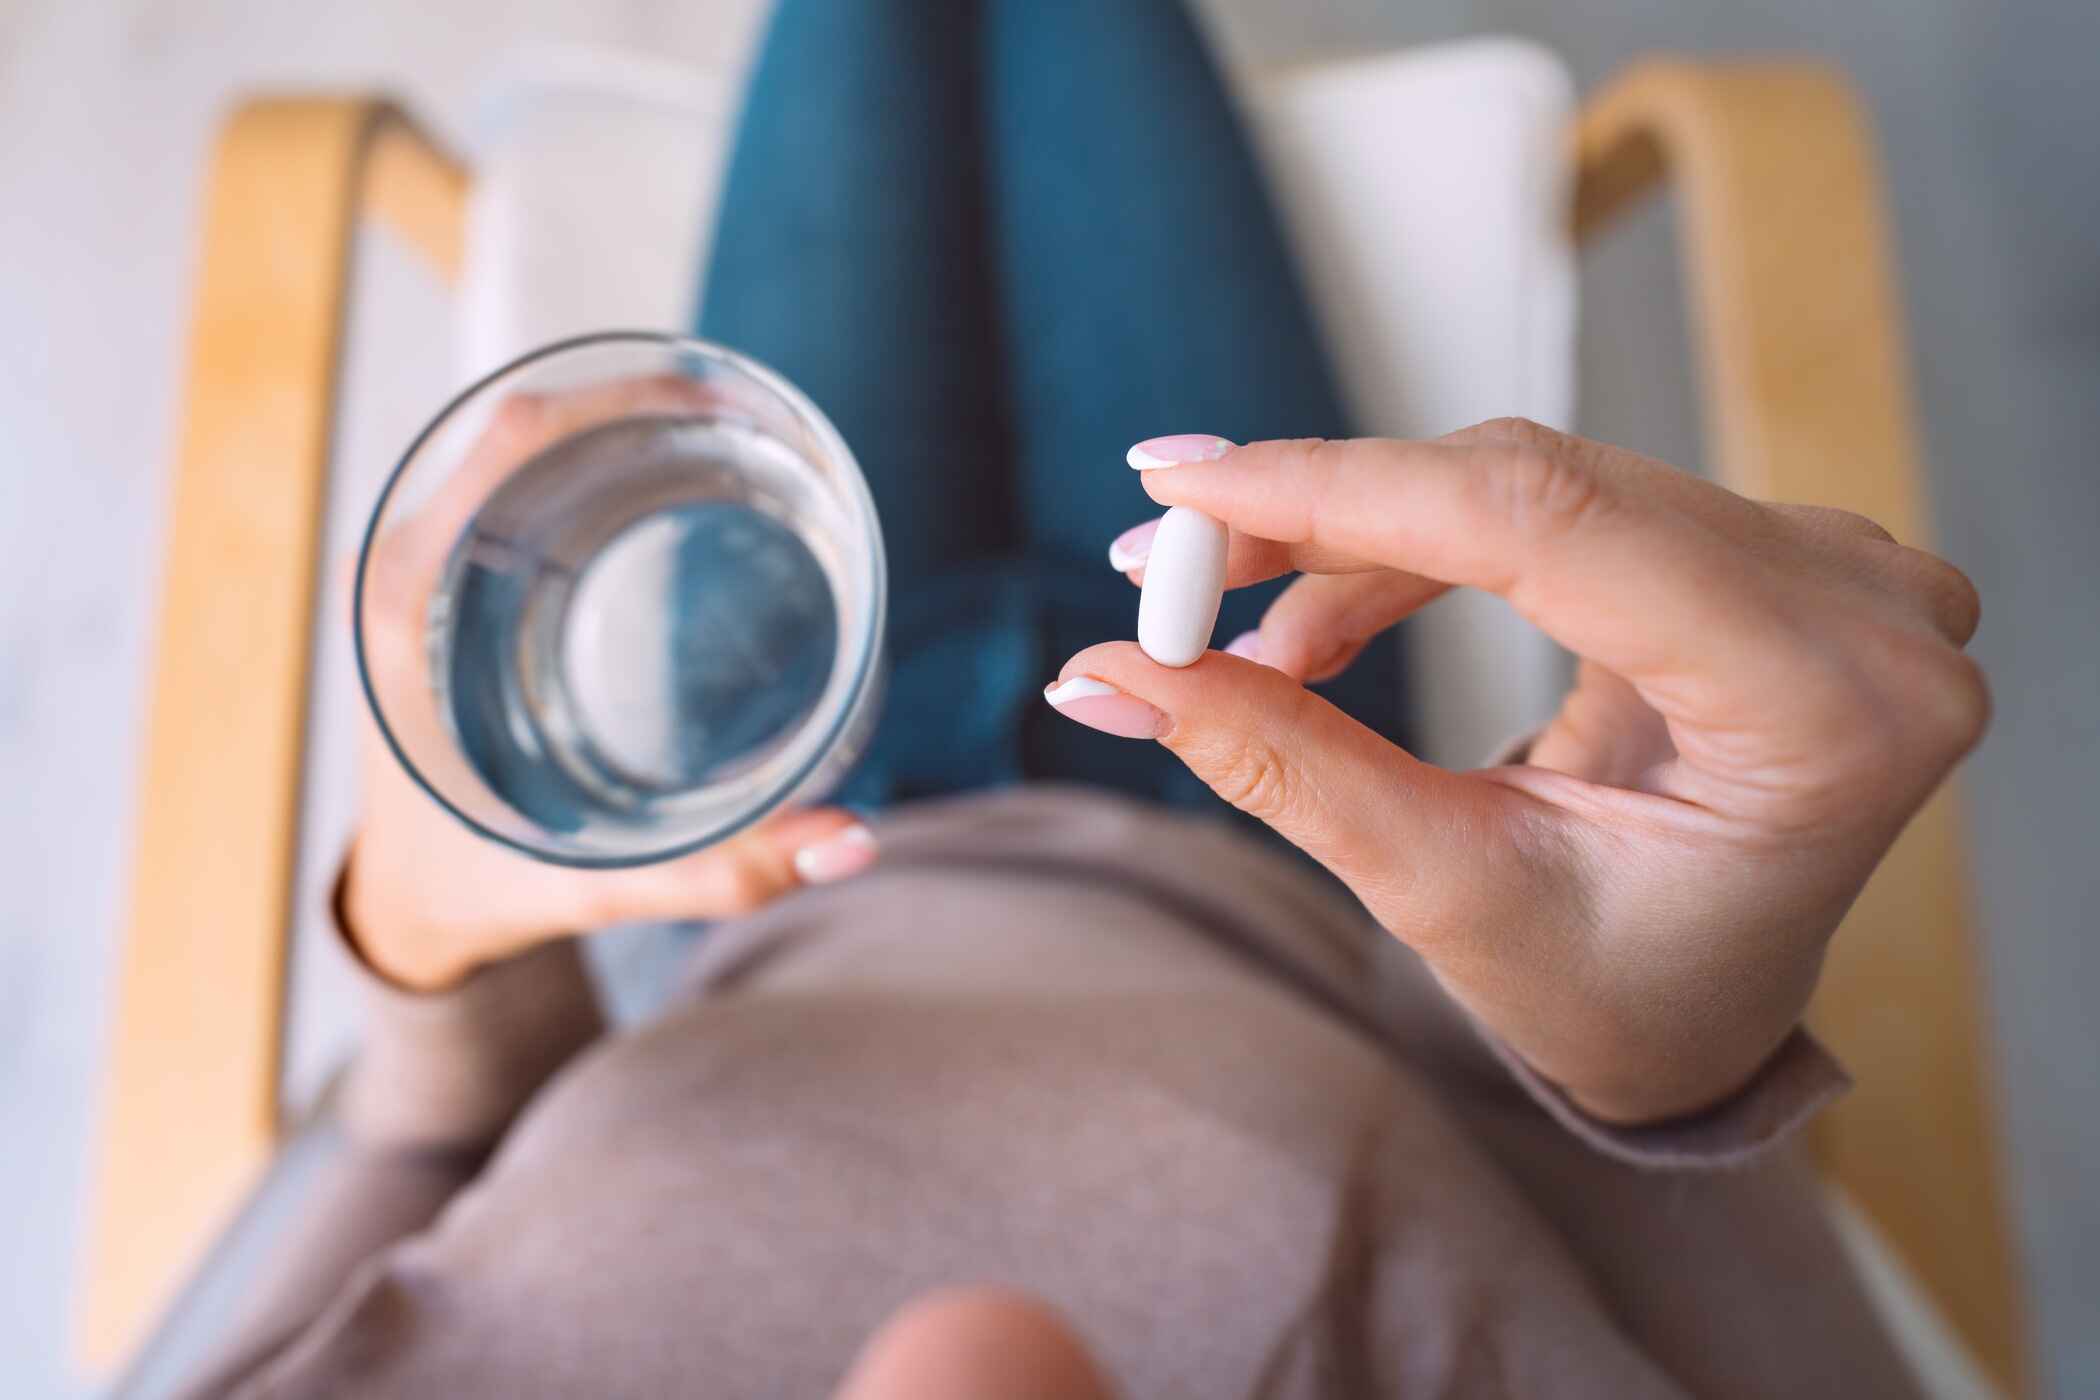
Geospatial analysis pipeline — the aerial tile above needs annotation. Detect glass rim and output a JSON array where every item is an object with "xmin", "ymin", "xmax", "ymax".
[{"xmin": 353, "ymin": 329, "xmax": 888, "ymax": 869}]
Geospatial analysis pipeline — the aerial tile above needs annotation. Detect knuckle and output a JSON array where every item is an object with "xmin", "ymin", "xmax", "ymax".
[
  {"xmin": 1829, "ymin": 508, "xmax": 1898, "ymax": 544},
  {"xmin": 1496, "ymin": 444, "xmax": 1611, "ymax": 544},
  {"xmin": 1277, "ymin": 438, "xmax": 1350, "ymax": 541},
  {"xmin": 1922, "ymin": 648, "xmax": 1992, "ymax": 753},
  {"xmin": 1460, "ymin": 415, "xmax": 1566, "ymax": 452},
  {"xmin": 1794, "ymin": 505, "xmax": 1899, "ymax": 545},
  {"xmin": 1905, "ymin": 551, "xmax": 1984, "ymax": 644},
  {"xmin": 1275, "ymin": 436, "xmax": 1341, "ymax": 489},
  {"xmin": 486, "ymin": 394, "xmax": 547, "ymax": 448},
  {"xmin": 1271, "ymin": 436, "xmax": 1329, "ymax": 469},
  {"xmin": 1201, "ymin": 730, "xmax": 1300, "ymax": 824}
]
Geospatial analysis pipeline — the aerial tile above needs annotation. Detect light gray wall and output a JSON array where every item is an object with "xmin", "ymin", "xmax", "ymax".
[{"xmin": 1208, "ymin": 2, "xmax": 2100, "ymax": 1394}]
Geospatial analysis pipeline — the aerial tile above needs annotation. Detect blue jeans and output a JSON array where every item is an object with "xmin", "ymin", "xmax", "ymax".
[{"xmin": 697, "ymin": 0, "xmax": 1407, "ymax": 813}]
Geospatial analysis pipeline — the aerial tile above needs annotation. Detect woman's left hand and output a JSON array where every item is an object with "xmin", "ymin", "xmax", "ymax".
[
  {"xmin": 343, "ymin": 381, "xmax": 877, "ymax": 992},
  {"xmin": 343, "ymin": 727, "xmax": 874, "ymax": 991}
]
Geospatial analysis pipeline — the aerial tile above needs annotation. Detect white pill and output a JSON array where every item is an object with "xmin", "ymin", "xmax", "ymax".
[{"xmin": 1137, "ymin": 506, "xmax": 1228, "ymax": 667}]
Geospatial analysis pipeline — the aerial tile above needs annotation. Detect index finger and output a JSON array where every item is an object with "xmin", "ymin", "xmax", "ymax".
[{"xmin": 1139, "ymin": 433, "xmax": 1831, "ymax": 734}]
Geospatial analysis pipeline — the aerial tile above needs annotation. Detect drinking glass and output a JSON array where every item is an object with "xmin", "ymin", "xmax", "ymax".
[{"xmin": 355, "ymin": 332, "xmax": 885, "ymax": 867}]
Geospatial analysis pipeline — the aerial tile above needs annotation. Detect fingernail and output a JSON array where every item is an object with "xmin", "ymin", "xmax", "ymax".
[
  {"xmin": 1107, "ymin": 518, "xmax": 1161, "ymax": 572},
  {"xmin": 1223, "ymin": 629, "xmax": 1264, "ymax": 661},
  {"xmin": 1127, "ymin": 434, "xmax": 1235, "ymax": 471},
  {"xmin": 793, "ymin": 824, "xmax": 877, "ymax": 884},
  {"xmin": 1043, "ymin": 677, "xmax": 1169, "ymax": 739}
]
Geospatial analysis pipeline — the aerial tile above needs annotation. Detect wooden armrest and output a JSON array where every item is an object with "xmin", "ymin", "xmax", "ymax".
[
  {"xmin": 1573, "ymin": 60, "xmax": 2026, "ymax": 1392},
  {"xmin": 76, "ymin": 96, "xmax": 467, "ymax": 1376}
]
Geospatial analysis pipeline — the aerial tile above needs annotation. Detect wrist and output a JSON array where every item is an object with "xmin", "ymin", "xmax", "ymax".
[
  {"xmin": 1562, "ymin": 1062, "xmax": 1763, "ymax": 1127},
  {"xmin": 1536, "ymin": 1012, "xmax": 1802, "ymax": 1127},
  {"xmin": 335, "ymin": 846, "xmax": 481, "ymax": 993}
]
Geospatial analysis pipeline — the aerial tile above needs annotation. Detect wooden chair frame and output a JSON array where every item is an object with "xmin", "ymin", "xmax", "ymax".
[
  {"xmin": 78, "ymin": 61, "xmax": 2026, "ymax": 1391},
  {"xmin": 1574, "ymin": 62, "xmax": 2023, "ymax": 1390},
  {"xmin": 77, "ymin": 97, "xmax": 465, "ymax": 1374}
]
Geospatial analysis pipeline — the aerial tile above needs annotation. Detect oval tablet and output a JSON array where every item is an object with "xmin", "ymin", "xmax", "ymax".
[{"xmin": 1137, "ymin": 506, "xmax": 1228, "ymax": 668}]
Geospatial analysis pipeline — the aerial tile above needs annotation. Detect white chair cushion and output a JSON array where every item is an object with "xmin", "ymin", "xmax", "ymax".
[
  {"xmin": 458, "ymin": 46, "xmax": 740, "ymax": 377},
  {"xmin": 456, "ymin": 36, "xmax": 1576, "ymax": 767},
  {"xmin": 1246, "ymin": 37, "xmax": 1577, "ymax": 764},
  {"xmin": 1245, "ymin": 38, "xmax": 1576, "ymax": 438}
]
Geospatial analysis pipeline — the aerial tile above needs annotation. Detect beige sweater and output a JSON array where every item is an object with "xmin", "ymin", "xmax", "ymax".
[{"xmin": 179, "ymin": 787, "xmax": 1918, "ymax": 1398}]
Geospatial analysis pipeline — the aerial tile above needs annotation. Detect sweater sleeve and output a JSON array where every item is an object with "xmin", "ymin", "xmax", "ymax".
[
  {"xmin": 336, "ymin": 923, "xmax": 606, "ymax": 1154},
  {"xmin": 1481, "ymin": 1023, "xmax": 1849, "ymax": 1170},
  {"xmin": 172, "ymin": 883, "xmax": 605, "ymax": 1398}
]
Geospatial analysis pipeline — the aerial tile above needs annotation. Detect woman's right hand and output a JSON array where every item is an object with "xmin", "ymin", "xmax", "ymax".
[{"xmin": 1054, "ymin": 419, "xmax": 1986, "ymax": 1125}]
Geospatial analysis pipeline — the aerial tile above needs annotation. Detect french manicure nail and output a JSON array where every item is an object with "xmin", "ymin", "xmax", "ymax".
[
  {"xmin": 1223, "ymin": 629, "xmax": 1264, "ymax": 661},
  {"xmin": 1127, "ymin": 434, "xmax": 1235, "ymax": 471},
  {"xmin": 1108, "ymin": 518, "xmax": 1161, "ymax": 572},
  {"xmin": 793, "ymin": 824, "xmax": 877, "ymax": 884},
  {"xmin": 1043, "ymin": 677, "xmax": 1169, "ymax": 740}
]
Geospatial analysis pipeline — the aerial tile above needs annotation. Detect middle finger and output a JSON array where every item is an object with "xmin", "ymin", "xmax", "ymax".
[{"xmin": 1108, "ymin": 514, "xmax": 1393, "ymax": 588}]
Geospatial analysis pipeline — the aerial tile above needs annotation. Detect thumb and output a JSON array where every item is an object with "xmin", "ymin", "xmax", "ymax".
[
  {"xmin": 1047, "ymin": 642, "xmax": 1504, "ymax": 930},
  {"xmin": 610, "ymin": 806, "xmax": 878, "ymax": 924}
]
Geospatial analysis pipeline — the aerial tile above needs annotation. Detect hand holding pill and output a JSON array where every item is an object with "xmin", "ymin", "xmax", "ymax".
[{"xmin": 1047, "ymin": 420, "xmax": 1987, "ymax": 1126}]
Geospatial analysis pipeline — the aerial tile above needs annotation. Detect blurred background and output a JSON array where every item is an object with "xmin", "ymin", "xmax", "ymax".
[{"xmin": 2, "ymin": 0, "xmax": 2094, "ymax": 1396}]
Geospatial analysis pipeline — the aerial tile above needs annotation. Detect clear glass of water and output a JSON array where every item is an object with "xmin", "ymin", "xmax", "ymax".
[{"xmin": 355, "ymin": 332, "xmax": 886, "ymax": 867}]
